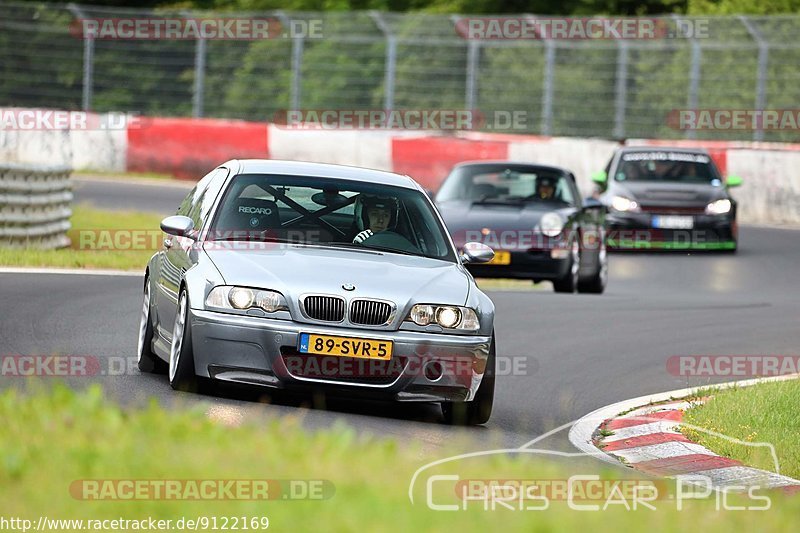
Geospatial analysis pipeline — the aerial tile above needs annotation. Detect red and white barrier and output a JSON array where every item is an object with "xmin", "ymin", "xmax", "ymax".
[
  {"xmin": 3, "ymin": 108, "xmax": 800, "ymax": 225},
  {"xmin": 127, "ymin": 117, "xmax": 268, "ymax": 179}
]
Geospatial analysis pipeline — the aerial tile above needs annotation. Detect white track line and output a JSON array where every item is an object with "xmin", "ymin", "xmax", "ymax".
[{"xmin": 0, "ymin": 267, "xmax": 142, "ymax": 277}]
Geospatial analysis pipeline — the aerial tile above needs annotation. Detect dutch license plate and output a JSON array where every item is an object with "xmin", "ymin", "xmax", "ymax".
[
  {"xmin": 298, "ymin": 333, "xmax": 392, "ymax": 360},
  {"xmin": 652, "ymin": 215, "xmax": 694, "ymax": 229},
  {"xmin": 487, "ymin": 251, "xmax": 511, "ymax": 265}
]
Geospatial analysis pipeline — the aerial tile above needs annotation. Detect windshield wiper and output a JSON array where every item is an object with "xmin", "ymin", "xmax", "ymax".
[
  {"xmin": 473, "ymin": 196, "xmax": 526, "ymax": 205},
  {"xmin": 319, "ymin": 242, "xmax": 418, "ymax": 257},
  {"xmin": 206, "ymin": 235, "xmax": 294, "ymax": 243}
]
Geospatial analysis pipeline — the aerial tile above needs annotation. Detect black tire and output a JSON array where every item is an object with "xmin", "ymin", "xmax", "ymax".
[
  {"xmin": 137, "ymin": 278, "xmax": 167, "ymax": 373},
  {"xmin": 169, "ymin": 289, "xmax": 199, "ymax": 391},
  {"xmin": 578, "ymin": 237, "xmax": 607, "ymax": 294},
  {"xmin": 441, "ymin": 332, "xmax": 496, "ymax": 426},
  {"xmin": 553, "ymin": 239, "xmax": 580, "ymax": 293}
]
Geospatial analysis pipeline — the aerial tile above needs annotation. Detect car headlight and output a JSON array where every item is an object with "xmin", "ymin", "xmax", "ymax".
[
  {"xmin": 407, "ymin": 304, "xmax": 480, "ymax": 331},
  {"xmin": 229, "ymin": 287, "xmax": 254, "ymax": 309},
  {"xmin": 705, "ymin": 198, "xmax": 732, "ymax": 215},
  {"xmin": 610, "ymin": 195, "xmax": 640, "ymax": 213},
  {"xmin": 206, "ymin": 286, "xmax": 288, "ymax": 313},
  {"xmin": 538, "ymin": 212, "xmax": 565, "ymax": 238}
]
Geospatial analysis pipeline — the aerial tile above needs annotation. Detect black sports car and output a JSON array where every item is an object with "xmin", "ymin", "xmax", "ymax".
[
  {"xmin": 435, "ymin": 161, "xmax": 608, "ymax": 294},
  {"xmin": 592, "ymin": 147, "xmax": 742, "ymax": 252}
]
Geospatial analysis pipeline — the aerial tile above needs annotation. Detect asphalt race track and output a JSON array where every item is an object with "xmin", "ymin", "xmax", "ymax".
[
  {"xmin": 3, "ymin": 179, "xmax": 799, "ymax": 458},
  {"xmin": 72, "ymin": 177, "xmax": 191, "ymax": 214}
]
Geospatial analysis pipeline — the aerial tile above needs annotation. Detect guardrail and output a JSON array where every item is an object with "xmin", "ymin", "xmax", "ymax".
[{"xmin": 0, "ymin": 164, "xmax": 72, "ymax": 249}]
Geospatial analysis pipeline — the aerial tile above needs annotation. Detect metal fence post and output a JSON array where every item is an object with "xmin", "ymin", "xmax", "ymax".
[
  {"xmin": 82, "ymin": 35, "xmax": 95, "ymax": 111},
  {"xmin": 465, "ymin": 41, "xmax": 480, "ymax": 110},
  {"xmin": 740, "ymin": 16, "xmax": 769, "ymax": 142},
  {"xmin": 687, "ymin": 42, "xmax": 701, "ymax": 140},
  {"xmin": 674, "ymin": 15, "xmax": 701, "ymax": 140},
  {"xmin": 384, "ymin": 37, "xmax": 397, "ymax": 110},
  {"xmin": 370, "ymin": 12, "xmax": 396, "ymax": 110},
  {"xmin": 541, "ymin": 40, "xmax": 555, "ymax": 136},
  {"xmin": 613, "ymin": 41, "xmax": 629, "ymax": 139},
  {"xmin": 192, "ymin": 37, "xmax": 207, "ymax": 118},
  {"xmin": 67, "ymin": 4, "xmax": 93, "ymax": 111},
  {"xmin": 291, "ymin": 37, "xmax": 304, "ymax": 111}
]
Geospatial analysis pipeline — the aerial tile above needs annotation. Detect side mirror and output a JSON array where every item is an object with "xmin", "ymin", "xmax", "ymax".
[
  {"xmin": 460, "ymin": 242, "xmax": 494, "ymax": 264},
  {"xmin": 726, "ymin": 175, "xmax": 743, "ymax": 188},
  {"xmin": 590, "ymin": 171, "xmax": 608, "ymax": 185},
  {"xmin": 160, "ymin": 215, "xmax": 194, "ymax": 237},
  {"xmin": 583, "ymin": 197, "xmax": 604, "ymax": 210}
]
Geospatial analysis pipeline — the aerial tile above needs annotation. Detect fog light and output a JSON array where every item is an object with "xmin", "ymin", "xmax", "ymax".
[{"xmin": 551, "ymin": 248, "xmax": 570, "ymax": 259}]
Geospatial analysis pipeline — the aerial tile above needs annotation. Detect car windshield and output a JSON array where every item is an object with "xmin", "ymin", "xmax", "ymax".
[
  {"xmin": 437, "ymin": 165, "xmax": 575, "ymax": 206},
  {"xmin": 616, "ymin": 152, "xmax": 721, "ymax": 184},
  {"xmin": 208, "ymin": 174, "xmax": 456, "ymax": 262}
]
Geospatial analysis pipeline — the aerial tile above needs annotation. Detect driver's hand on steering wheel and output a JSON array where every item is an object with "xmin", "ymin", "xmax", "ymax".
[{"xmin": 353, "ymin": 229, "xmax": 374, "ymax": 243}]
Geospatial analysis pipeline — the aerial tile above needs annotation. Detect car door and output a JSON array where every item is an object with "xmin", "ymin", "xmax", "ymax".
[{"xmin": 155, "ymin": 167, "xmax": 229, "ymax": 342}]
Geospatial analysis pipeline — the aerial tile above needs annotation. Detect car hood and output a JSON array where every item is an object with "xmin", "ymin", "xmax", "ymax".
[
  {"xmin": 437, "ymin": 200, "xmax": 572, "ymax": 250},
  {"xmin": 203, "ymin": 244, "xmax": 471, "ymax": 309},
  {"xmin": 612, "ymin": 181, "xmax": 728, "ymax": 207}
]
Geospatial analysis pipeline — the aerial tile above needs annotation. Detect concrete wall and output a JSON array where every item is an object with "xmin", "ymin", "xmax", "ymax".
[
  {"xmin": 0, "ymin": 129, "xmax": 72, "ymax": 168},
  {"xmin": 267, "ymin": 126, "xmax": 406, "ymax": 172},
  {"xmin": 727, "ymin": 149, "xmax": 800, "ymax": 225}
]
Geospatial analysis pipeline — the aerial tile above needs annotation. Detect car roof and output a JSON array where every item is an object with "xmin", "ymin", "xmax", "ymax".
[
  {"xmin": 224, "ymin": 159, "xmax": 419, "ymax": 190},
  {"xmin": 452, "ymin": 160, "xmax": 573, "ymax": 176},
  {"xmin": 617, "ymin": 146, "xmax": 711, "ymax": 156}
]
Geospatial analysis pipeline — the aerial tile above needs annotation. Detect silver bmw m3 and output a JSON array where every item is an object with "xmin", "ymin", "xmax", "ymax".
[{"xmin": 137, "ymin": 160, "xmax": 497, "ymax": 424}]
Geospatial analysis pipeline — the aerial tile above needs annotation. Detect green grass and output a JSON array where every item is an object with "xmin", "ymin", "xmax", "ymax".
[
  {"xmin": 609, "ymin": 239, "xmax": 736, "ymax": 250},
  {"xmin": 0, "ymin": 206, "xmax": 162, "ymax": 271},
  {"xmin": 2, "ymin": 385, "xmax": 799, "ymax": 531},
  {"xmin": 683, "ymin": 379, "xmax": 800, "ymax": 479}
]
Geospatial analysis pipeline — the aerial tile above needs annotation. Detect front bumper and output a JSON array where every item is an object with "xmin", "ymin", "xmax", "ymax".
[
  {"xmin": 189, "ymin": 309, "xmax": 492, "ymax": 402},
  {"xmin": 465, "ymin": 250, "xmax": 571, "ymax": 281},
  {"xmin": 607, "ymin": 212, "xmax": 736, "ymax": 250}
]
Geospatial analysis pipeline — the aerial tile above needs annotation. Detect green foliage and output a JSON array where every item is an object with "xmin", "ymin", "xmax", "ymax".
[
  {"xmin": 4, "ymin": 384, "xmax": 800, "ymax": 530},
  {"xmin": 684, "ymin": 379, "xmax": 800, "ymax": 478},
  {"xmin": 688, "ymin": 0, "xmax": 800, "ymax": 15},
  {"xmin": 8, "ymin": 0, "xmax": 800, "ymax": 15},
  {"xmin": 0, "ymin": 205, "xmax": 163, "ymax": 271},
  {"xmin": 3, "ymin": 2, "xmax": 800, "ymax": 141}
]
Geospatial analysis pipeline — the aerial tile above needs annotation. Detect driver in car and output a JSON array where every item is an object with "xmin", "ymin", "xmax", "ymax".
[
  {"xmin": 353, "ymin": 195, "xmax": 399, "ymax": 243},
  {"xmin": 535, "ymin": 177, "xmax": 557, "ymax": 201}
]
